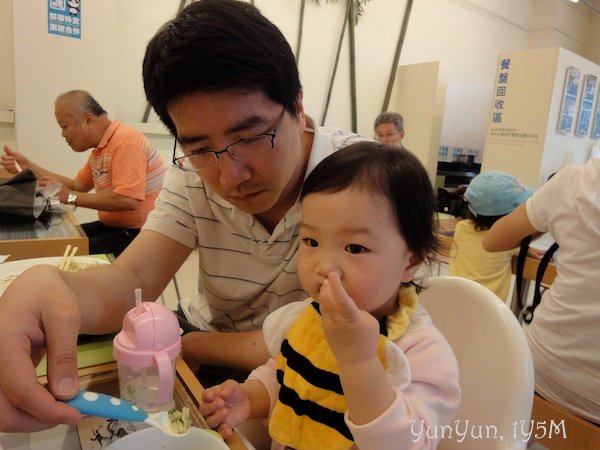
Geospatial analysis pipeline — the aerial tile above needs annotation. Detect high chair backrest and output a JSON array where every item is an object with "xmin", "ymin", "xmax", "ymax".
[{"xmin": 419, "ymin": 276, "xmax": 534, "ymax": 450}]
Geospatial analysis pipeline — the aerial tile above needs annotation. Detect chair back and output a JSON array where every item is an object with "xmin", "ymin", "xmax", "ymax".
[{"xmin": 419, "ymin": 276, "xmax": 534, "ymax": 450}]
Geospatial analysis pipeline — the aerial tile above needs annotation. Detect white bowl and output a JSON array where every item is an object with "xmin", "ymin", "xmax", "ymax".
[{"xmin": 106, "ymin": 426, "xmax": 229, "ymax": 450}]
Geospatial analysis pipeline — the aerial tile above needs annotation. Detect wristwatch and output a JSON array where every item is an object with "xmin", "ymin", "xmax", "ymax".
[{"xmin": 67, "ymin": 191, "xmax": 78, "ymax": 209}]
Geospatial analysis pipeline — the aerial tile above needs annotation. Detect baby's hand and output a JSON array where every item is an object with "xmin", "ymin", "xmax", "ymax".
[
  {"xmin": 318, "ymin": 273, "xmax": 380, "ymax": 366},
  {"xmin": 200, "ymin": 379, "xmax": 251, "ymax": 439}
]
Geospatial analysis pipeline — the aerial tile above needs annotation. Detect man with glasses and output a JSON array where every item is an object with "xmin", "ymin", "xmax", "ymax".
[
  {"xmin": 0, "ymin": 0, "xmax": 365, "ymax": 432},
  {"xmin": 374, "ymin": 111, "xmax": 406, "ymax": 148}
]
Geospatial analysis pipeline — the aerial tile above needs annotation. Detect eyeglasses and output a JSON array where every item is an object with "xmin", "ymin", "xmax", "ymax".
[{"xmin": 172, "ymin": 107, "xmax": 286, "ymax": 172}]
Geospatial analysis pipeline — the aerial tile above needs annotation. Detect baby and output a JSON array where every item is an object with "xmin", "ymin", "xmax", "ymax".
[{"xmin": 200, "ymin": 142, "xmax": 460, "ymax": 450}]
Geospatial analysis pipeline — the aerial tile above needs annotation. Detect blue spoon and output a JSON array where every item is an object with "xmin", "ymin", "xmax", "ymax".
[{"xmin": 65, "ymin": 391, "xmax": 190, "ymax": 437}]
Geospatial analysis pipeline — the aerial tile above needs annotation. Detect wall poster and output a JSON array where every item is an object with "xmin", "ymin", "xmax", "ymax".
[
  {"xmin": 48, "ymin": 0, "xmax": 81, "ymax": 39},
  {"xmin": 593, "ymin": 81, "xmax": 600, "ymax": 140},
  {"xmin": 575, "ymin": 74, "xmax": 597, "ymax": 137},
  {"xmin": 557, "ymin": 66, "xmax": 581, "ymax": 134}
]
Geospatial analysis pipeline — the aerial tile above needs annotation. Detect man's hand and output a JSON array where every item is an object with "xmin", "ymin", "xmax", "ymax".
[
  {"xmin": 2, "ymin": 145, "xmax": 28, "ymax": 174},
  {"xmin": 38, "ymin": 175, "xmax": 70, "ymax": 203},
  {"xmin": 318, "ymin": 273, "xmax": 380, "ymax": 366},
  {"xmin": 0, "ymin": 267, "xmax": 82, "ymax": 432}
]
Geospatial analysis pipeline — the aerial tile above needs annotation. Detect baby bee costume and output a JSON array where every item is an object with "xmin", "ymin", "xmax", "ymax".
[{"xmin": 265, "ymin": 286, "xmax": 418, "ymax": 450}]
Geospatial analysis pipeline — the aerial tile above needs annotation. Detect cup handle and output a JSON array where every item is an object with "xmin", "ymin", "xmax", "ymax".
[{"xmin": 154, "ymin": 351, "xmax": 175, "ymax": 405}]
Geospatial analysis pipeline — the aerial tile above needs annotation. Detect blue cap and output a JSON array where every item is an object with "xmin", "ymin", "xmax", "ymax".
[{"xmin": 464, "ymin": 171, "xmax": 535, "ymax": 217}]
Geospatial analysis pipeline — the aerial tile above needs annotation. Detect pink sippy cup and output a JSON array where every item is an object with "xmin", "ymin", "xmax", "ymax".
[{"xmin": 113, "ymin": 293, "xmax": 182, "ymax": 413}]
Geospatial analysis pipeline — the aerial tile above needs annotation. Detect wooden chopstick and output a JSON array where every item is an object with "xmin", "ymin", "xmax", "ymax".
[
  {"xmin": 64, "ymin": 246, "xmax": 78, "ymax": 271},
  {"xmin": 59, "ymin": 244, "xmax": 72, "ymax": 270}
]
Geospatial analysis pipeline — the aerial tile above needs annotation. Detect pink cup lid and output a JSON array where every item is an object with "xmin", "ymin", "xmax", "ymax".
[{"xmin": 113, "ymin": 302, "xmax": 182, "ymax": 367}]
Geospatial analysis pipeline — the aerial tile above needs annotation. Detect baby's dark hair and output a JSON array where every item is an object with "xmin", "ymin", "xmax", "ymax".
[
  {"xmin": 301, "ymin": 142, "xmax": 438, "ymax": 264},
  {"xmin": 466, "ymin": 210, "xmax": 503, "ymax": 231}
]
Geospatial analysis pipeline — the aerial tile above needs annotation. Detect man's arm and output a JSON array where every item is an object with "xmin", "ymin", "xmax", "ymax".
[
  {"xmin": 2, "ymin": 145, "xmax": 73, "ymax": 187},
  {"xmin": 482, "ymin": 203, "xmax": 539, "ymax": 252},
  {"xmin": 0, "ymin": 230, "xmax": 192, "ymax": 432},
  {"xmin": 181, "ymin": 329, "xmax": 270, "ymax": 374},
  {"xmin": 52, "ymin": 185, "xmax": 141, "ymax": 211}
]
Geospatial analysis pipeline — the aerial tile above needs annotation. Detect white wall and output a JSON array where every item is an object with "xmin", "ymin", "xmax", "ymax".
[
  {"xmin": 0, "ymin": 0, "xmax": 15, "ymax": 151},
  {"xmin": 114, "ymin": 2, "xmax": 181, "ymax": 123},
  {"xmin": 11, "ymin": 0, "xmax": 116, "ymax": 168},
  {"xmin": 2, "ymin": 0, "xmax": 600, "ymax": 181},
  {"xmin": 11, "ymin": 0, "xmax": 117, "ymax": 223}
]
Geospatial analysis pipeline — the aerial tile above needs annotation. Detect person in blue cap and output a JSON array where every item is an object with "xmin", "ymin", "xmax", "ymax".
[{"xmin": 448, "ymin": 171, "xmax": 542, "ymax": 301}]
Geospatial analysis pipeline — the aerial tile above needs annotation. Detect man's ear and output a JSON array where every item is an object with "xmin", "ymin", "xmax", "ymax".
[
  {"xmin": 294, "ymin": 90, "xmax": 307, "ymax": 133},
  {"xmin": 82, "ymin": 112, "xmax": 94, "ymax": 125}
]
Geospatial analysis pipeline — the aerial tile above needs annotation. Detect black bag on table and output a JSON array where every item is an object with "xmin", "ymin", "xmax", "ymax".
[{"xmin": 0, "ymin": 169, "xmax": 50, "ymax": 220}]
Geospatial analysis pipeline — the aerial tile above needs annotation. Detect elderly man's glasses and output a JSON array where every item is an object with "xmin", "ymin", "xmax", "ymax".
[{"xmin": 172, "ymin": 108, "xmax": 286, "ymax": 172}]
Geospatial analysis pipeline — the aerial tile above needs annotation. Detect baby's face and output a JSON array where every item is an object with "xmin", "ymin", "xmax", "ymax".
[{"xmin": 298, "ymin": 186, "xmax": 419, "ymax": 318}]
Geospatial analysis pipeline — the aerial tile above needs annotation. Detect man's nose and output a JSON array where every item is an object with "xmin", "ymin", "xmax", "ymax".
[{"xmin": 217, "ymin": 152, "xmax": 252, "ymax": 187}]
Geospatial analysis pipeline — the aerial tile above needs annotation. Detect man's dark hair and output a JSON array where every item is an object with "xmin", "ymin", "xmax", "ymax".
[{"xmin": 143, "ymin": 0, "xmax": 302, "ymax": 136}]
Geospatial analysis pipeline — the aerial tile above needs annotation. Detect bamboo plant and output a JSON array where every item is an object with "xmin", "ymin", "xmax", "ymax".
[{"xmin": 303, "ymin": 1, "xmax": 371, "ymax": 131}]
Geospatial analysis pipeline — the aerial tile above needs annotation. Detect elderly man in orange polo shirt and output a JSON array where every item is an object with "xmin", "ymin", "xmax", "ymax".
[{"xmin": 1, "ymin": 90, "xmax": 166, "ymax": 256}]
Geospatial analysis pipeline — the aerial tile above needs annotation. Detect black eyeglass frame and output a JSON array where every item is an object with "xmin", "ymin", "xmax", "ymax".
[{"xmin": 172, "ymin": 107, "xmax": 286, "ymax": 171}]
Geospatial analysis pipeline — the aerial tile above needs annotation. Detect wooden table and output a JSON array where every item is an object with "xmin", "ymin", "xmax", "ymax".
[
  {"xmin": 436, "ymin": 216, "xmax": 458, "ymax": 236},
  {"xmin": 0, "ymin": 167, "xmax": 12, "ymax": 179},
  {"xmin": 0, "ymin": 210, "xmax": 88, "ymax": 261}
]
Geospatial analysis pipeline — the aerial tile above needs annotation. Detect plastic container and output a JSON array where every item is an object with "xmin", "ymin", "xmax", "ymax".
[{"xmin": 113, "ymin": 301, "xmax": 182, "ymax": 413}]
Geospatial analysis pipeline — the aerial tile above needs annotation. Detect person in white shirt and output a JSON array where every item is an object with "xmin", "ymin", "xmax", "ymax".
[{"xmin": 483, "ymin": 159, "xmax": 600, "ymax": 423}]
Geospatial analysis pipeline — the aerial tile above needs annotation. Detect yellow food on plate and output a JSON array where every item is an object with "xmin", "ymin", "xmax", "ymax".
[
  {"xmin": 0, "ymin": 257, "xmax": 108, "ymax": 294},
  {"xmin": 168, "ymin": 406, "xmax": 192, "ymax": 434},
  {"xmin": 59, "ymin": 260, "xmax": 105, "ymax": 271}
]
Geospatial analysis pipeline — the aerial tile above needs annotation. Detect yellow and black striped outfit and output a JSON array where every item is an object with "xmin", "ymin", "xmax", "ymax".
[{"xmin": 269, "ymin": 286, "xmax": 418, "ymax": 450}]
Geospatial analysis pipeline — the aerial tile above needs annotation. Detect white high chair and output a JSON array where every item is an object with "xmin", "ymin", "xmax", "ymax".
[{"xmin": 419, "ymin": 276, "xmax": 535, "ymax": 450}]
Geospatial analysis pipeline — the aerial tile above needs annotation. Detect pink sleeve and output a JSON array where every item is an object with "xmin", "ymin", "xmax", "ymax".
[
  {"xmin": 247, "ymin": 358, "xmax": 280, "ymax": 418},
  {"xmin": 347, "ymin": 324, "xmax": 461, "ymax": 450}
]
